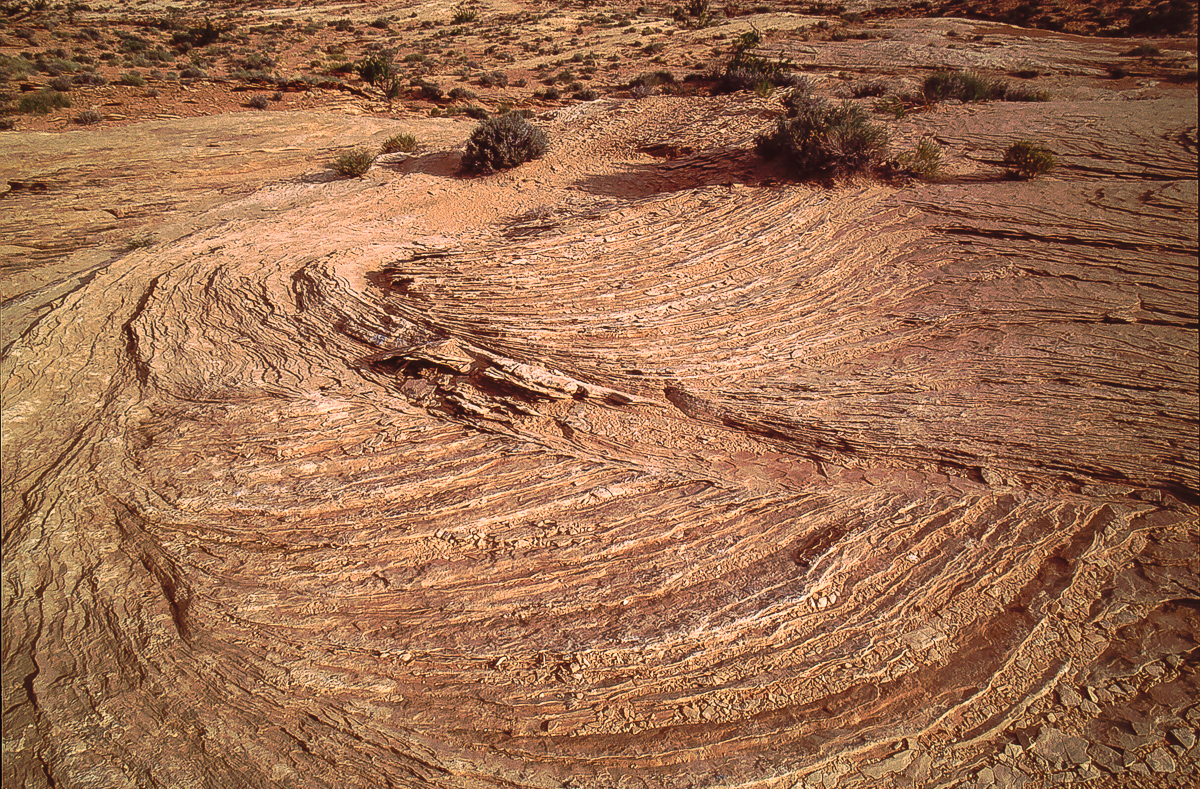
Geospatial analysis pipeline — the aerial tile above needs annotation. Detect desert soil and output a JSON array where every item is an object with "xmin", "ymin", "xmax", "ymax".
[{"xmin": 1, "ymin": 2, "xmax": 1197, "ymax": 789}]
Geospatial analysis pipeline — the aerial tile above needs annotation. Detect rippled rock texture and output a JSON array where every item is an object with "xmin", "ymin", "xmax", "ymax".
[{"xmin": 3, "ymin": 36, "xmax": 1198, "ymax": 789}]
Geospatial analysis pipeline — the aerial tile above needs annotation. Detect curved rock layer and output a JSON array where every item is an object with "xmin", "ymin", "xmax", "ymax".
[{"xmin": 3, "ymin": 96, "xmax": 1198, "ymax": 789}]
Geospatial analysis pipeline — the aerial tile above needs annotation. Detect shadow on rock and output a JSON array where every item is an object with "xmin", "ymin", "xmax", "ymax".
[{"xmin": 573, "ymin": 145, "xmax": 770, "ymax": 198}]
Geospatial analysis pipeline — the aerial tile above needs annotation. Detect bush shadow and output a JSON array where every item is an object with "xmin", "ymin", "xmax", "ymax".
[
  {"xmin": 572, "ymin": 145, "xmax": 777, "ymax": 198},
  {"xmin": 376, "ymin": 150, "xmax": 463, "ymax": 178}
]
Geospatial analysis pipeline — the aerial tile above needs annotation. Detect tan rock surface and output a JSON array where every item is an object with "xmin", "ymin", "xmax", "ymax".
[{"xmin": 2, "ymin": 7, "xmax": 1197, "ymax": 789}]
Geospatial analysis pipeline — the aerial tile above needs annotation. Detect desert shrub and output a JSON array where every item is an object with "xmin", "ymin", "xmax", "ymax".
[
  {"xmin": 74, "ymin": 107, "xmax": 103, "ymax": 124},
  {"xmin": 247, "ymin": 94, "xmax": 271, "ymax": 109},
  {"xmin": 629, "ymin": 70, "xmax": 676, "ymax": 93},
  {"xmin": 452, "ymin": 5, "xmax": 479, "ymax": 24},
  {"xmin": 17, "ymin": 89, "xmax": 71, "ymax": 114},
  {"xmin": 756, "ymin": 98, "xmax": 889, "ymax": 178},
  {"xmin": 381, "ymin": 132, "xmax": 418, "ymax": 153},
  {"xmin": 270, "ymin": 91, "xmax": 283, "ymax": 102},
  {"xmin": 179, "ymin": 66, "xmax": 205, "ymax": 80},
  {"xmin": 48, "ymin": 75, "xmax": 73, "ymax": 91},
  {"xmin": 539, "ymin": 86, "xmax": 562, "ymax": 100},
  {"xmin": 173, "ymin": 20, "xmax": 223, "ymax": 50},
  {"xmin": 448, "ymin": 86, "xmax": 478, "ymax": 100},
  {"xmin": 1107, "ymin": 65, "xmax": 1128, "ymax": 79},
  {"xmin": 0, "ymin": 54, "xmax": 35, "ymax": 81},
  {"xmin": 1126, "ymin": 0, "xmax": 1193, "ymax": 35},
  {"xmin": 356, "ymin": 54, "xmax": 393, "ymax": 86},
  {"xmin": 873, "ymin": 94, "xmax": 907, "ymax": 118},
  {"xmin": 333, "ymin": 148, "xmax": 376, "ymax": 177},
  {"xmin": 479, "ymin": 70, "xmax": 508, "ymax": 87},
  {"xmin": 369, "ymin": 17, "xmax": 391, "ymax": 30},
  {"xmin": 923, "ymin": 70, "xmax": 1007, "ymax": 102},
  {"xmin": 852, "ymin": 78, "xmax": 889, "ymax": 98},
  {"xmin": 463, "ymin": 104, "xmax": 489, "ymax": 119},
  {"xmin": 73, "ymin": 71, "xmax": 107, "ymax": 86},
  {"xmin": 0, "ymin": 116, "xmax": 14, "ymax": 130},
  {"xmin": 673, "ymin": 0, "xmax": 715, "ymax": 27},
  {"xmin": 118, "ymin": 71, "xmax": 146, "ymax": 86},
  {"xmin": 896, "ymin": 137, "xmax": 944, "ymax": 180},
  {"xmin": 574, "ymin": 88, "xmax": 600, "ymax": 100},
  {"xmin": 1012, "ymin": 68, "xmax": 1040, "ymax": 79},
  {"xmin": 1002, "ymin": 140, "xmax": 1056, "ymax": 179},
  {"xmin": 461, "ymin": 113, "xmax": 548, "ymax": 173},
  {"xmin": 416, "ymin": 80, "xmax": 444, "ymax": 100},
  {"xmin": 713, "ymin": 29, "xmax": 797, "ymax": 94}
]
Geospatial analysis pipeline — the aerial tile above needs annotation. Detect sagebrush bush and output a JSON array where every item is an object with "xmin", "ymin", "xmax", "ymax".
[
  {"xmin": 461, "ymin": 113, "xmax": 548, "ymax": 174},
  {"xmin": 356, "ymin": 54, "xmax": 393, "ymax": 86},
  {"xmin": 1003, "ymin": 140, "xmax": 1056, "ymax": 179},
  {"xmin": 897, "ymin": 137, "xmax": 944, "ymax": 180},
  {"xmin": 713, "ymin": 29, "xmax": 798, "ymax": 94},
  {"xmin": 923, "ymin": 70, "xmax": 1006, "ymax": 102},
  {"xmin": 852, "ymin": 78, "xmax": 889, "ymax": 98},
  {"xmin": 332, "ymin": 148, "xmax": 376, "ymax": 177},
  {"xmin": 17, "ymin": 89, "xmax": 71, "ymax": 114},
  {"xmin": 756, "ymin": 97, "xmax": 888, "ymax": 178},
  {"xmin": 247, "ymin": 94, "xmax": 271, "ymax": 109},
  {"xmin": 118, "ymin": 71, "xmax": 146, "ymax": 86},
  {"xmin": 74, "ymin": 107, "xmax": 103, "ymax": 125},
  {"xmin": 381, "ymin": 132, "xmax": 418, "ymax": 153}
]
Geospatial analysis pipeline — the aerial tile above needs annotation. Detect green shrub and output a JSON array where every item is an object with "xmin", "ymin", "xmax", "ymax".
[
  {"xmin": 873, "ymin": 94, "xmax": 907, "ymax": 118},
  {"xmin": 17, "ymin": 89, "xmax": 71, "ymax": 114},
  {"xmin": 333, "ymin": 148, "xmax": 376, "ymax": 177},
  {"xmin": 247, "ymin": 94, "xmax": 271, "ymax": 109},
  {"xmin": 923, "ymin": 70, "xmax": 1006, "ymax": 102},
  {"xmin": 451, "ymin": 5, "xmax": 479, "ymax": 24},
  {"xmin": 479, "ymin": 70, "xmax": 508, "ymax": 87},
  {"xmin": 713, "ymin": 29, "xmax": 799, "ymax": 94},
  {"xmin": 356, "ymin": 54, "xmax": 393, "ymax": 86},
  {"xmin": 118, "ymin": 71, "xmax": 146, "ymax": 86},
  {"xmin": 72, "ymin": 71, "xmax": 107, "ymax": 86},
  {"xmin": 1002, "ymin": 140, "xmax": 1056, "ymax": 179},
  {"xmin": 897, "ymin": 137, "xmax": 944, "ymax": 180},
  {"xmin": 463, "ymin": 104, "xmax": 489, "ymax": 119},
  {"xmin": 416, "ymin": 80, "xmax": 444, "ymax": 100},
  {"xmin": 381, "ymin": 132, "xmax": 418, "ymax": 153},
  {"xmin": 462, "ymin": 113, "xmax": 548, "ymax": 174},
  {"xmin": 756, "ymin": 97, "xmax": 889, "ymax": 178}
]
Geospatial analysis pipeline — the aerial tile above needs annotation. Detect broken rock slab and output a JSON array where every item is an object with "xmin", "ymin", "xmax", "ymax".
[
  {"xmin": 1029, "ymin": 726, "xmax": 1090, "ymax": 768},
  {"xmin": 861, "ymin": 749, "xmax": 915, "ymax": 780}
]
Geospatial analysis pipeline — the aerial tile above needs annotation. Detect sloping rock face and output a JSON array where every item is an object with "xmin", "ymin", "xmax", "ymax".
[{"xmin": 3, "ymin": 64, "xmax": 1197, "ymax": 789}]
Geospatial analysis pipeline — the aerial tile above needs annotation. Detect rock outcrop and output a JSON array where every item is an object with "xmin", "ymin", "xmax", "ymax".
[{"xmin": 2, "ymin": 20, "xmax": 1197, "ymax": 789}]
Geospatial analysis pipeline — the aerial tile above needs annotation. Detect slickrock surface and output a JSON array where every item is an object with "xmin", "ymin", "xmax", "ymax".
[{"xmin": 3, "ymin": 15, "xmax": 1197, "ymax": 789}]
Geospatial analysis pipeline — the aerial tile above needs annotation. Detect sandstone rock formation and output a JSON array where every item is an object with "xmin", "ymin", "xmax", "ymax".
[{"xmin": 2, "ymin": 10, "xmax": 1197, "ymax": 789}]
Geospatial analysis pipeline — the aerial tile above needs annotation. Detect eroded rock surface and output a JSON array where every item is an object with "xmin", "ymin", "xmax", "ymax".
[{"xmin": 3, "ymin": 19, "xmax": 1197, "ymax": 789}]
